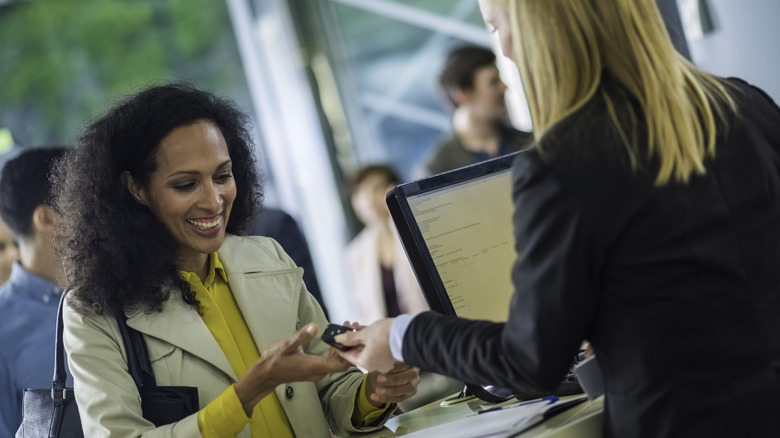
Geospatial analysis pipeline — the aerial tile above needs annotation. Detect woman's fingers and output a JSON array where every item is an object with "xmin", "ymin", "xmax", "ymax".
[
  {"xmin": 260, "ymin": 323, "xmax": 351, "ymax": 380},
  {"xmin": 298, "ymin": 354, "xmax": 351, "ymax": 378},
  {"xmin": 237, "ymin": 323, "xmax": 351, "ymax": 414},
  {"xmin": 342, "ymin": 320, "xmax": 367, "ymax": 330},
  {"xmin": 289, "ymin": 323, "xmax": 318, "ymax": 349},
  {"xmin": 366, "ymin": 364, "xmax": 421, "ymax": 403}
]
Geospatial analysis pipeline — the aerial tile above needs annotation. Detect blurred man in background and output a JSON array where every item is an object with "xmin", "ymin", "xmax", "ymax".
[
  {"xmin": 418, "ymin": 46, "xmax": 532, "ymax": 177},
  {"xmin": 0, "ymin": 147, "xmax": 68, "ymax": 436}
]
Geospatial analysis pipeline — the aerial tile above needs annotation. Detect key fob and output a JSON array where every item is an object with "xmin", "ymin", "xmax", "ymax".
[{"xmin": 321, "ymin": 323, "xmax": 355, "ymax": 351}]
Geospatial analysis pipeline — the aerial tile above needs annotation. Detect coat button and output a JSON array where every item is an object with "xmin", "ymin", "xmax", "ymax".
[{"xmin": 285, "ymin": 386, "xmax": 294, "ymax": 399}]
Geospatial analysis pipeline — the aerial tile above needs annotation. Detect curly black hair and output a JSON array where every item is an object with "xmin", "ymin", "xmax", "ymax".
[{"xmin": 52, "ymin": 83, "xmax": 263, "ymax": 315}]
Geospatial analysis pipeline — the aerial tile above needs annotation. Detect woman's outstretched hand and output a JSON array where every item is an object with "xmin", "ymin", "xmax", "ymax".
[{"xmin": 235, "ymin": 323, "xmax": 350, "ymax": 416}]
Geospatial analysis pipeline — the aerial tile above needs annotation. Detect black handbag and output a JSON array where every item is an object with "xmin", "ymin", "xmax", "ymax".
[
  {"xmin": 16, "ymin": 290, "xmax": 82, "ymax": 438},
  {"xmin": 114, "ymin": 308, "xmax": 199, "ymax": 426},
  {"xmin": 17, "ymin": 290, "xmax": 198, "ymax": 437}
]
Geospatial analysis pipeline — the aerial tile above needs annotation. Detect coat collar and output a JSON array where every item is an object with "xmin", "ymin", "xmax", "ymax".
[
  {"xmin": 125, "ymin": 235, "xmax": 305, "ymax": 382},
  {"xmin": 126, "ymin": 291, "xmax": 235, "ymax": 379}
]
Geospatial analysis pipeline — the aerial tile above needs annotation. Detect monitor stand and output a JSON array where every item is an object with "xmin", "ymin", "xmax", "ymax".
[
  {"xmin": 438, "ymin": 383, "xmax": 504, "ymax": 406},
  {"xmin": 466, "ymin": 383, "xmax": 515, "ymax": 403}
]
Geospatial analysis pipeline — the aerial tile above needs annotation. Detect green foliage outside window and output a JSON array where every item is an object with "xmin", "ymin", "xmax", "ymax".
[{"xmin": 0, "ymin": 0, "xmax": 247, "ymax": 147}]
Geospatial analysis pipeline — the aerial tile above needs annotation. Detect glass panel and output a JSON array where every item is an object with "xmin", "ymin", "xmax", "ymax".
[
  {"xmin": 381, "ymin": 0, "xmax": 485, "ymax": 24},
  {"xmin": 324, "ymin": 0, "xmax": 492, "ymax": 182}
]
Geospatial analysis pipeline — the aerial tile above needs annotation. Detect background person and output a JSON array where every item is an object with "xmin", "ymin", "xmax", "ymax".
[
  {"xmin": 337, "ymin": 1, "xmax": 780, "ymax": 437},
  {"xmin": 0, "ymin": 217, "xmax": 18, "ymax": 285},
  {"xmin": 417, "ymin": 45, "xmax": 532, "ymax": 177},
  {"xmin": 53, "ymin": 84, "xmax": 419, "ymax": 437},
  {"xmin": 0, "ymin": 147, "xmax": 68, "ymax": 437},
  {"xmin": 345, "ymin": 164, "xmax": 428, "ymax": 325},
  {"xmin": 345, "ymin": 164, "xmax": 457, "ymax": 412}
]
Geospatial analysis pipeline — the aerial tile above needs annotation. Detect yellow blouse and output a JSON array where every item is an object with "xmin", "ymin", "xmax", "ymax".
[{"xmin": 180, "ymin": 252, "xmax": 387, "ymax": 437}]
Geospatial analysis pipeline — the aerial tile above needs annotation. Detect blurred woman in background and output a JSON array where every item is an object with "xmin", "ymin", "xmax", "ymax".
[{"xmin": 345, "ymin": 164, "xmax": 427, "ymax": 324}]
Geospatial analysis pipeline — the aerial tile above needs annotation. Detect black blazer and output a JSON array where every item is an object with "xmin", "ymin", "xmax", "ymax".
[{"xmin": 402, "ymin": 78, "xmax": 780, "ymax": 438}]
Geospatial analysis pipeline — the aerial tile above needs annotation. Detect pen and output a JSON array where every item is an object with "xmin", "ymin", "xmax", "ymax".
[
  {"xmin": 477, "ymin": 395, "xmax": 559, "ymax": 415},
  {"xmin": 440, "ymin": 393, "xmax": 477, "ymax": 407}
]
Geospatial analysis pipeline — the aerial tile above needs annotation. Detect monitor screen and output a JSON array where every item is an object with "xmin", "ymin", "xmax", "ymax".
[{"xmin": 387, "ymin": 152, "xmax": 518, "ymax": 323}]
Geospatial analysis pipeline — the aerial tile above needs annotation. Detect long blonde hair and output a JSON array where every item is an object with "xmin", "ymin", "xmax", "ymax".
[{"xmin": 505, "ymin": 0, "xmax": 736, "ymax": 185}]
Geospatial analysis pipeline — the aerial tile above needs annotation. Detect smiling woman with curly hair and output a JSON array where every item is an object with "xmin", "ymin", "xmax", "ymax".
[
  {"xmin": 54, "ymin": 84, "xmax": 261, "ymax": 316},
  {"xmin": 52, "ymin": 83, "xmax": 420, "ymax": 437}
]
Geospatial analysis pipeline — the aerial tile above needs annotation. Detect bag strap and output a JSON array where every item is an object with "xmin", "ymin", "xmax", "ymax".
[
  {"xmin": 115, "ymin": 310, "xmax": 157, "ymax": 388},
  {"xmin": 53, "ymin": 289, "xmax": 156, "ymax": 390},
  {"xmin": 50, "ymin": 289, "xmax": 72, "ymax": 438},
  {"xmin": 52, "ymin": 289, "xmax": 70, "ymax": 397}
]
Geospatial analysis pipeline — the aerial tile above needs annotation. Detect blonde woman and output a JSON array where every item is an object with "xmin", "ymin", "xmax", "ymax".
[{"xmin": 336, "ymin": 1, "xmax": 780, "ymax": 437}]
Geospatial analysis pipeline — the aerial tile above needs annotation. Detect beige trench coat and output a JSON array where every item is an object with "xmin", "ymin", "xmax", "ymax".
[{"xmin": 64, "ymin": 235, "xmax": 394, "ymax": 437}]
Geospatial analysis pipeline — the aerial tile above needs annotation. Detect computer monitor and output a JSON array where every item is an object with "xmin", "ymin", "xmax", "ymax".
[
  {"xmin": 386, "ymin": 152, "xmax": 518, "ymax": 323},
  {"xmin": 387, "ymin": 151, "xmax": 583, "ymax": 402}
]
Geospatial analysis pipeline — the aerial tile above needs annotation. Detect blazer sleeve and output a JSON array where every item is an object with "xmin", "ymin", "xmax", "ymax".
[{"xmin": 402, "ymin": 151, "xmax": 600, "ymax": 393}]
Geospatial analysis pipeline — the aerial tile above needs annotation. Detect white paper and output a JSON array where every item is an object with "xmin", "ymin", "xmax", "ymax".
[{"xmin": 398, "ymin": 396, "xmax": 583, "ymax": 438}]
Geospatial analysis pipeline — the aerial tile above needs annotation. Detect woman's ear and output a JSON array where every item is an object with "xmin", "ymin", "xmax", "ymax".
[{"xmin": 121, "ymin": 171, "xmax": 148, "ymax": 205}]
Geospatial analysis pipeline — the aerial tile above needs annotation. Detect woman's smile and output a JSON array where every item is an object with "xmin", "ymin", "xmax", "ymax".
[{"xmin": 187, "ymin": 214, "xmax": 223, "ymax": 234}]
